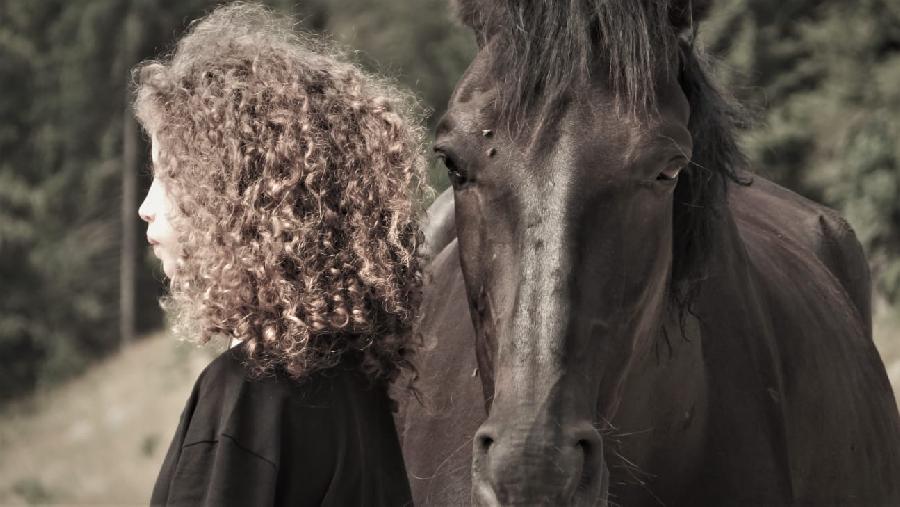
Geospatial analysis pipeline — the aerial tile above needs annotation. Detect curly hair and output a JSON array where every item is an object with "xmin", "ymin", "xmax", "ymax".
[{"xmin": 132, "ymin": 3, "xmax": 429, "ymax": 385}]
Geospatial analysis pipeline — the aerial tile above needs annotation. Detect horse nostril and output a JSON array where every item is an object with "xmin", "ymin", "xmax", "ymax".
[
  {"xmin": 572, "ymin": 429, "xmax": 604, "ymax": 495},
  {"xmin": 576, "ymin": 438, "xmax": 592, "ymax": 459},
  {"xmin": 576, "ymin": 439, "xmax": 593, "ymax": 490},
  {"xmin": 477, "ymin": 432, "xmax": 495, "ymax": 454}
]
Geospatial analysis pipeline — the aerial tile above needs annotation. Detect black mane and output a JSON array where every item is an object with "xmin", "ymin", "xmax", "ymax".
[{"xmin": 454, "ymin": 0, "xmax": 749, "ymax": 307}]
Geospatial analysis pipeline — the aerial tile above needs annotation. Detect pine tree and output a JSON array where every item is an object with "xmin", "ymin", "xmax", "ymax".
[{"xmin": 703, "ymin": 0, "xmax": 900, "ymax": 308}]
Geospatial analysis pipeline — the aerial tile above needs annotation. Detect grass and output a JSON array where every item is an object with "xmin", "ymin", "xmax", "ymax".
[
  {"xmin": 0, "ymin": 311, "xmax": 896, "ymax": 505},
  {"xmin": 0, "ymin": 333, "xmax": 218, "ymax": 506},
  {"xmin": 874, "ymin": 300, "xmax": 900, "ymax": 402}
]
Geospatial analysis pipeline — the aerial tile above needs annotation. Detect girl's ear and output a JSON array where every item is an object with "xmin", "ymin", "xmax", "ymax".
[{"xmin": 669, "ymin": 0, "xmax": 714, "ymax": 40}]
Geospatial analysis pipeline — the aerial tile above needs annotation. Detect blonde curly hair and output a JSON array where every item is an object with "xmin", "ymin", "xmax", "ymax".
[{"xmin": 132, "ymin": 3, "xmax": 428, "ymax": 385}]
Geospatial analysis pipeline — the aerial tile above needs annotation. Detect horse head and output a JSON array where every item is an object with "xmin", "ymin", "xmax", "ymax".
[{"xmin": 434, "ymin": 1, "xmax": 740, "ymax": 504}]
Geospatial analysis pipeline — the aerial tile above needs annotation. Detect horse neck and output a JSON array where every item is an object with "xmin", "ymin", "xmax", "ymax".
[
  {"xmin": 613, "ymin": 201, "xmax": 750, "ymax": 411},
  {"xmin": 605, "ymin": 204, "xmax": 758, "ymax": 501}
]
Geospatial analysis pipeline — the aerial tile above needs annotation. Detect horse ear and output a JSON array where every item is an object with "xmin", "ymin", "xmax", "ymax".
[
  {"xmin": 451, "ymin": 0, "xmax": 492, "ymax": 44},
  {"xmin": 452, "ymin": 0, "xmax": 479, "ymax": 28},
  {"xmin": 669, "ymin": 0, "xmax": 714, "ymax": 39}
]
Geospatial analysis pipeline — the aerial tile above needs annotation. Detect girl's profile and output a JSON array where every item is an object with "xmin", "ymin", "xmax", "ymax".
[{"xmin": 134, "ymin": 3, "xmax": 426, "ymax": 505}]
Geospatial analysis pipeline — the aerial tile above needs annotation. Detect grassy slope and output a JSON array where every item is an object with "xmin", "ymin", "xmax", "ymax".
[
  {"xmin": 0, "ymin": 316, "xmax": 897, "ymax": 506},
  {"xmin": 0, "ymin": 333, "xmax": 218, "ymax": 506},
  {"xmin": 875, "ymin": 303, "xmax": 900, "ymax": 403}
]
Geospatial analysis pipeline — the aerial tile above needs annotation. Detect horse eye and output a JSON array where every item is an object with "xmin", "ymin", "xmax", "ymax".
[
  {"xmin": 440, "ymin": 154, "xmax": 469, "ymax": 187},
  {"xmin": 657, "ymin": 160, "xmax": 686, "ymax": 182}
]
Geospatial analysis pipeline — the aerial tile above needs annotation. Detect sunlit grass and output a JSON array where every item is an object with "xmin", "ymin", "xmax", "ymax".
[
  {"xmin": 874, "ymin": 300, "xmax": 900, "ymax": 406},
  {"xmin": 0, "ymin": 333, "xmax": 218, "ymax": 506}
]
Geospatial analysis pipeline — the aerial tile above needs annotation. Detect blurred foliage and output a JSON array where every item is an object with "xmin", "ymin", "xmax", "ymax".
[
  {"xmin": 1, "ymin": 0, "xmax": 897, "ymax": 402},
  {"xmin": 702, "ymin": 0, "xmax": 900, "ymax": 306},
  {"xmin": 0, "ymin": 0, "xmax": 168, "ymax": 399},
  {"xmin": 11, "ymin": 477, "xmax": 55, "ymax": 504}
]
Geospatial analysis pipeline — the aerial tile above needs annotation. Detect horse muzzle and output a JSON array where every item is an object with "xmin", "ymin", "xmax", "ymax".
[{"xmin": 471, "ymin": 418, "xmax": 608, "ymax": 506}]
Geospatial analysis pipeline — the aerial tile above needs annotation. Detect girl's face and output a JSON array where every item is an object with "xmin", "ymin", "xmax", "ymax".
[{"xmin": 138, "ymin": 135, "xmax": 181, "ymax": 278}]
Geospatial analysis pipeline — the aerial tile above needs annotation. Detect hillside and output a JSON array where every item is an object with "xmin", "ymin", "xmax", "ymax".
[
  {"xmin": 875, "ymin": 303, "xmax": 900, "ymax": 401},
  {"xmin": 0, "ymin": 334, "xmax": 217, "ymax": 506},
  {"xmin": 0, "ymin": 315, "xmax": 897, "ymax": 505}
]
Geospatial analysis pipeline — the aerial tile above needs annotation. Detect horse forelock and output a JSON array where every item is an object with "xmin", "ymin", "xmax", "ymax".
[{"xmin": 455, "ymin": 1, "xmax": 681, "ymax": 121}]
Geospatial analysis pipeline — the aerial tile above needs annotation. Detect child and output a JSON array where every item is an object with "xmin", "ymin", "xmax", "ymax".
[{"xmin": 134, "ymin": 4, "xmax": 426, "ymax": 505}]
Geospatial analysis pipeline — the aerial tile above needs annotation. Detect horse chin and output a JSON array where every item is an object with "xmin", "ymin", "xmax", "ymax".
[{"xmin": 470, "ymin": 450, "xmax": 611, "ymax": 506}]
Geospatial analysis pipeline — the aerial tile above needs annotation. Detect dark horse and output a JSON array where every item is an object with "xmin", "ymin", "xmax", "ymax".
[{"xmin": 399, "ymin": 0, "xmax": 900, "ymax": 505}]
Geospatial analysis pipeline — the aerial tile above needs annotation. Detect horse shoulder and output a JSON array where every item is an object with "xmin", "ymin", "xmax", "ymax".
[
  {"xmin": 728, "ymin": 174, "xmax": 872, "ymax": 336},
  {"xmin": 399, "ymin": 239, "xmax": 484, "ymax": 505},
  {"xmin": 420, "ymin": 188, "xmax": 457, "ymax": 260},
  {"xmin": 727, "ymin": 175, "xmax": 900, "ymax": 501}
]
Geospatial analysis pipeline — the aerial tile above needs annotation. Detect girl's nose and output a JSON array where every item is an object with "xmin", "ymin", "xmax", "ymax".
[{"xmin": 138, "ymin": 200, "xmax": 154, "ymax": 223}]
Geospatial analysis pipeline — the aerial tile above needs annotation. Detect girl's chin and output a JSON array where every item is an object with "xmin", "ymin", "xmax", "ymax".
[{"xmin": 156, "ymin": 255, "xmax": 174, "ymax": 278}]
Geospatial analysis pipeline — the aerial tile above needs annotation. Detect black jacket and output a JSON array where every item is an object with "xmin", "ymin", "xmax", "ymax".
[{"xmin": 150, "ymin": 342, "xmax": 412, "ymax": 506}]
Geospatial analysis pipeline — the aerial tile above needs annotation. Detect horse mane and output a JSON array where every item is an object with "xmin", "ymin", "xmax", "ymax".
[{"xmin": 453, "ymin": 0, "xmax": 749, "ymax": 310}]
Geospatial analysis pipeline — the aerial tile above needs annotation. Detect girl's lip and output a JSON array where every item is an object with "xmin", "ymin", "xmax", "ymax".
[{"xmin": 147, "ymin": 236, "xmax": 160, "ymax": 246}]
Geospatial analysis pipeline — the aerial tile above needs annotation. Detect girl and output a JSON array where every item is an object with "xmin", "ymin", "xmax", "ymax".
[{"xmin": 135, "ymin": 4, "xmax": 426, "ymax": 505}]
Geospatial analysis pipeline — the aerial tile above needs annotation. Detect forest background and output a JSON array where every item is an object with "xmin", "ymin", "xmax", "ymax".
[{"xmin": 0, "ymin": 0, "xmax": 898, "ymax": 503}]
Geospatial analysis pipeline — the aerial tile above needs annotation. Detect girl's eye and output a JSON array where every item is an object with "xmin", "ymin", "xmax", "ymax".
[{"xmin": 657, "ymin": 159, "xmax": 687, "ymax": 182}]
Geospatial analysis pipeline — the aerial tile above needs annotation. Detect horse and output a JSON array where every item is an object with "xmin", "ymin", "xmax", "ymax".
[{"xmin": 398, "ymin": 0, "xmax": 900, "ymax": 505}]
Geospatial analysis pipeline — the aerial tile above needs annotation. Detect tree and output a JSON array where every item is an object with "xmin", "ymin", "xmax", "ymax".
[{"xmin": 702, "ymin": 0, "xmax": 900, "ymax": 308}]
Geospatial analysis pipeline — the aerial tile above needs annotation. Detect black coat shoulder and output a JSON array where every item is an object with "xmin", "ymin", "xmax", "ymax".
[{"xmin": 151, "ymin": 343, "xmax": 412, "ymax": 507}]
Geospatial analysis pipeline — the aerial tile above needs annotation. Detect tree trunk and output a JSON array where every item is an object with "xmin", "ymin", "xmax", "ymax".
[{"xmin": 120, "ymin": 87, "xmax": 137, "ymax": 348}]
